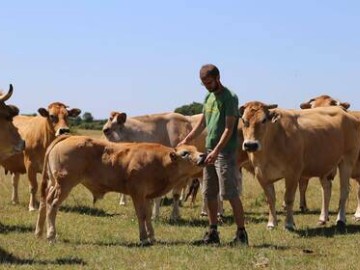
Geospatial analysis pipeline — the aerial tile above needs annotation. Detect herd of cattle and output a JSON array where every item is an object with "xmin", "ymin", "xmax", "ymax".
[{"xmin": 1, "ymin": 84, "xmax": 360, "ymax": 245}]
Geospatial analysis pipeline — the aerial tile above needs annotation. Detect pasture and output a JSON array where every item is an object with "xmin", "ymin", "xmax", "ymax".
[{"xmin": 0, "ymin": 129, "xmax": 360, "ymax": 269}]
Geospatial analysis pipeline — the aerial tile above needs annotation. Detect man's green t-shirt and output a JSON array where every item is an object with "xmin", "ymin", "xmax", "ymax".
[{"xmin": 203, "ymin": 87, "xmax": 239, "ymax": 153}]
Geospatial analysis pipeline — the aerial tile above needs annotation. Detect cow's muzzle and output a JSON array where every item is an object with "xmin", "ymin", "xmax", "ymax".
[
  {"xmin": 57, "ymin": 128, "xmax": 70, "ymax": 136},
  {"xmin": 197, "ymin": 153, "xmax": 207, "ymax": 166},
  {"xmin": 242, "ymin": 140, "xmax": 260, "ymax": 152}
]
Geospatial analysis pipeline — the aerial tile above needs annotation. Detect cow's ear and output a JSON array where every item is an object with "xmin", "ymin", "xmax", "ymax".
[
  {"xmin": 169, "ymin": 152, "xmax": 177, "ymax": 162},
  {"xmin": 300, "ymin": 102, "xmax": 311, "ymax": 109},
  {"xmin": 68, "ymin": 108, "xmax": 81, "ymax": 117},
  {"xmin": 117, "ymin": 113, "xmax": 127, "ymax": 124},
  {"xmin": 38, "ymin": 108, "xmax": 49, "ymax": 117},
  {"xmin": 239, "ymin": 106, "xmax": 245, "ymax": 117},
  {"xmin": 268, "ymin": 111, "xmax": 280, "ymax": 123},
  {"xmin": 340, "ymin": 102, "xmax": 350, "ymax": 110},
  {"xmin": 7, "ymin": 105, "xmax": 19, "ymax": 117}
]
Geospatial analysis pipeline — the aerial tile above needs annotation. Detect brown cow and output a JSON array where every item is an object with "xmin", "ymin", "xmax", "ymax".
[
  {"xmin": 239, "ymin": 101, "xmax": 360, "ymax": 230},
  {"xmin": 300, "ymin": 95, "xmax": 360, "ymax": 222},
  {"xmin": 0, "ymin": 84, "xmax": 25, "ymax": 160},
  {"xmin": 102, "ymin": 111, "xmax": 195, "ymax": 220},
  {"xmin": 35, "ymin": 135, "xmax": 205, "ymax": 245},
  {"xmin": 0, "ymin": 102, "xmax": 81, "ymax": 211}
]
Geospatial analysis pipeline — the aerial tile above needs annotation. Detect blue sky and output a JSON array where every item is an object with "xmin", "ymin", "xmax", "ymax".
[{"xmin": 1, "ymin": 1, "xmax": 359, "ymax": 119}]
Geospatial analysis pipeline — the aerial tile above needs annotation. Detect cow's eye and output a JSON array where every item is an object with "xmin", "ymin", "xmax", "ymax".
[
  {"xmin": 49, "ymin": 115, "xmax": 58, "ymax": 123},
  {"xmin": 261, "ymin": 118, "xmax": 267, "ymax": 124},
  {"xmin": 242, "ymin": 119, "xmax": 249, "ymax": 128}
]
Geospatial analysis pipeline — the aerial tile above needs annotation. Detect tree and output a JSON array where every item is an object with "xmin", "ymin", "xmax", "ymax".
[
  {"xmin": 174, "ymin": 102, "xmax": 203, "ymax": 115},
  {"xmin": 82, "ymin": 112, "xmax": 94, "ymax": 123}
]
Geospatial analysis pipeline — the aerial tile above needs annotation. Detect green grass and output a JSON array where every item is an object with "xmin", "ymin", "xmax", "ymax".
[{"xmin": 1, "ymin": 129, "xmax": 360, "ymax": 269}]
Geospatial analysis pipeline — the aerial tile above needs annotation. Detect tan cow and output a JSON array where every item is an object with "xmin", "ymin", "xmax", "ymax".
[
  {"xmin": 102, "ymin": 111, "xmax": 195, "ymax": 220},
  {"xmin": 239, "ymin": 101, "xmax": 360, "ymax": 230},
  {"xmin": 35, "ymin": 135, "xmax": 205, "ymax": 245},
  {"xmin": 0, "ymin": 102, "xmax": 81, "ymax": 211},
  {"xmin": 0, "ymin": 84, "xmax": 25, "ymax": 160},
  {"xmin": 300, "ymin": 95, "xmax": 360, "ymax": 222}
]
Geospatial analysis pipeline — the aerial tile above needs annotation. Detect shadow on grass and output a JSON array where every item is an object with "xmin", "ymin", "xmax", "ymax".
[
  {"xmin": 61, "ymin": 238, "xmax": 189, "ymax": 248},
  {"xmin": 252, "ymin": 243, "xmax": 291, "ymax": 250},
  {"xmin": 295, "ymin": 224, "xmax": 360, "ymax": 238},
  {"xmin": 0, "ymin": 223, "xmax": 33, "ymax": 234},
  {"xmin": 59, "ymin": 205, "xmax": 115, "ymax": 217},
  {"xmin": 0, "ymin": 246, "xmax": 86, "ymax": 266}
]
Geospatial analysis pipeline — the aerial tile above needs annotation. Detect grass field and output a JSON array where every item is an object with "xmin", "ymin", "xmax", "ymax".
[{"xmin": 1, "ymin": 129, "xmax": 360, "ymax": 269}]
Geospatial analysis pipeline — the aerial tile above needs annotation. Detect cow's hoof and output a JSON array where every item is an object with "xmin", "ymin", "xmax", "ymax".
[
  {"xmin": 336, "ymin": 220, "xmax": 346, "ymax": 233},
  {"xmin": 139, "ymin": 239, "xmax": 153, "ymax": 247},
  {"xmin": 317, "ymin": 220, "xmax": 326, "ymax": 226},
  {"xmin": 29, "ymin": 206, "xmax": 38, "ymax": 212},
  {"xmin": 300, "ymin": 207, "xmax": 309, "ymax": 213},
  {"xmin": 267, "ymin": 225, "xmax": 275, "ymax": 230},
  {"xmin": 119, "ymin": 202, "xmax": 126, "ymax": 206},
  {"xmin": 284, "ymin": 224, "xmax": 295, "ymax": 232},
  {"xmin": 11, "ymin": 200, "xmax": 19, "ymax": 205}
]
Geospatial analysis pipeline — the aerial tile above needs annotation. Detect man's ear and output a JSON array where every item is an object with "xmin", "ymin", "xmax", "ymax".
[
  {"xmin": 169, "ymin": 152, "xmax": 177, "ymax": 162},
  {"xmin": 38, "ymin": 108, "xmax": 49, "ymax": 118}
]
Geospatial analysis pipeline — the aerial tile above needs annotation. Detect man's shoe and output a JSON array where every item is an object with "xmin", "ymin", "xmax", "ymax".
[
  {"xmin": 230, "ymin": 228, "xmax": 248, "ymax": 246},
  {"xmin": 192, "ymin": 229, "xmax": 220, "ymax": 245}
]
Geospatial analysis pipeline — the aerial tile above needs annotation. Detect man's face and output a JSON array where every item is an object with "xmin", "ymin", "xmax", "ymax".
[{"xmin": 201, "ymin": 76, "xmax": 220, "ymax": 92}]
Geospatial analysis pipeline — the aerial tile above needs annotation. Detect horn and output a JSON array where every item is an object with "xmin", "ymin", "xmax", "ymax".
[{"xmin": 0, "ymin": 84, "xmax": 13, "ymax": 102}]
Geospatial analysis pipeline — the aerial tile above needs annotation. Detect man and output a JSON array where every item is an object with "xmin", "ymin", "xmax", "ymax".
[{"xmin": 178, "ymin": 64, "xmax": 248, "ymax": 245}]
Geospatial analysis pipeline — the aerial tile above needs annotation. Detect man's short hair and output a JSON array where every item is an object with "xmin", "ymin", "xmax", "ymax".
[{"xmin": 200, "ymin": 64, "xmax": 220, "ymax": 79}]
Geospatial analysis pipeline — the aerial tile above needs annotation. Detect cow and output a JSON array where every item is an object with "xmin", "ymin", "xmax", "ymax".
[
  {"xmin": 239, "ymin": 101, "xmax": 360, "ymax": 230},
  {"xmin": 0, "ymin": 102, "xmax": 81, "ymax": 211},
  {"xmin": 102, "ymin": 111, "xmax": 197, "ymax": 220},
  {"xmin": 0, "ymin": 84, "xmax": 25, "ymax": 160},
  {"xmin": 35, "ymin": 135, "xmax": 206, "ymax": 245},
  {"xmin": 300, "ymin": 95, "xmax": 360, "ymax": 222}
]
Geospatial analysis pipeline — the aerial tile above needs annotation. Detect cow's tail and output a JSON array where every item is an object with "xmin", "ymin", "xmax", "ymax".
[{"xmin": 40, "ymin": 135, "xmax": 72, "ymax": 200}]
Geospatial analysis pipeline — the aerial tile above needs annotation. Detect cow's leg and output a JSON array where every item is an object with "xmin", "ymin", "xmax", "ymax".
[
  {"xmin": 261, "ymin": 183, "xmax": 277, "ymax": 229},
  {"xmin": 11, "ymin": 173, "xmax": 20, "ymax": 204},
  {"xmin": 318, "ymin": 176, "xmax": 332, "ymax": 225},
  {"xmin": 119, "ymin": 193, "xmax": 127, "ymax": 206},
  {"xmin": 336, "ymin": 162, "xmax": 352, "ymax": 227},
  {"xmin": 27, "ymin": 167, "xmax": 39, "ymax": 211},
  {"xmin": 152, "ymin": 197, "xmax": 161, "ymax": 220},
  {"xmin": 353, "ymin": 178, "xmax": 360, "ymax": 221},
  {"xmin": 171, "ymin": 182, "xmax": 186, "ymax": 221},
  {"xmin": 144, "ymin": 199, "xmax": 155, "ymax": 243},
  {"xmin": 298, "ymin": 177, "xmax": 310, "ymax": 212},
  {"xmin": 283, "ymin": 177, "xmax": 298, "ymax": 231},
  {"xmin": 35, "ymin": 187, "xmax": 50, "ymax": 238},
  {"xmin": 46, "ymin": 184, "xmax": 71, "ymax": 242},
  {"xmin": 133, "ymin": 196, "xmax": 152, "ymax": 246}
]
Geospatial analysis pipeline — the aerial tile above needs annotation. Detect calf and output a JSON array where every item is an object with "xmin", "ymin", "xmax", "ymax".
[{"xmin": 35, "ymin": 135, "xmax": 205, "ymax": 245}]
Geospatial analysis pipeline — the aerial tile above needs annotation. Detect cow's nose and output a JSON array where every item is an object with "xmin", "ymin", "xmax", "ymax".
[
  {"xmin": 243, "ymin": 142, "xmax": 259, "ymax": 152},
  {"xmin": 197, "ymin": 153, "xmax": 207, "ymax": 166},
  {"xmin": 58, "ymin": 128, "xmax": 70, "ymax": 135}
]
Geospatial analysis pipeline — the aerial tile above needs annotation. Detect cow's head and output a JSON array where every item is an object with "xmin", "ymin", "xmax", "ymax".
[
  {"xmin": 0, "ymin": 84, "xmax": 25, "ymax": 161},
  {"xmin": 300, "ymin": 95, "xmax": 350, "ymax": 111},
  {"xmin": 38, "ymin": 102, "xmax": 81, "ymax": 136},
  {"xmin": 171, "ymin": 144, "xmax": 207, "ymax": 168},
  {"xmin": 102, "ymin": 111, "xmax": 127, "ymax": 142},
  {"xmin": 239, "ymin": 101, "xmax": 279, "ymax": 152}
]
